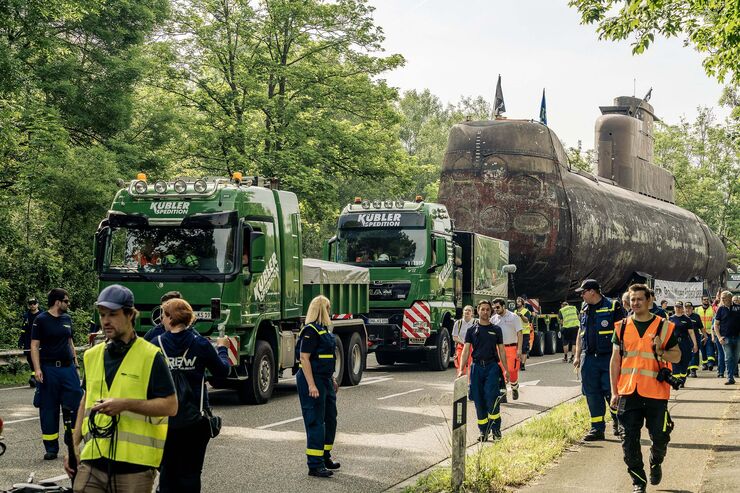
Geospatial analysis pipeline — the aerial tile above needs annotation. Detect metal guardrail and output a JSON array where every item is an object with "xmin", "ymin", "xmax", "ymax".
[{"xmin": 0, "ymin": 347, "xmax": 89, "ymax": 367}]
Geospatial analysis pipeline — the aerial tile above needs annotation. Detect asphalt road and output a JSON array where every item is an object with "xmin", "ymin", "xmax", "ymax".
[{"xmin": 0, "ymin": 353, "xmax": 582, "ymax": 492}]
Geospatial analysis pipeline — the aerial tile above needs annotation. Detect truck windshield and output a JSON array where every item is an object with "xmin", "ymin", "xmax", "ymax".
[
  {"xmin": 101, "ymin": 225, "xmax": 236, "ymax": 276},
  {"xmin": 336, "ymin": 228, "xmax": 427, "ymax": 267}
]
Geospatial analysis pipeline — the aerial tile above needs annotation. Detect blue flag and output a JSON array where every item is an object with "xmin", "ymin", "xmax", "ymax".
[{"xmin": 539, "ymin": 88, "xmax": 547, "ymax": 125}]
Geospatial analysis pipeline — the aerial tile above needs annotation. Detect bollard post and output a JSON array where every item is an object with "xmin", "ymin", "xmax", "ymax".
[{"xmin": 451, "ymin": 376, "xmax": 467, "ymax": 492}]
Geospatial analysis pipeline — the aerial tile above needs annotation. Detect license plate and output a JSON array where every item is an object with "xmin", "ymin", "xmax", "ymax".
[
  {"xmin": 368, "ymin": 318, "xmax": 388, "ymax": 325},
  {"xmin": 408, "ymin": 337, "xmax": 425, "ymax": 345},
  {"xmin": 195, "ymin": 310, "xmax": 212, "ymax": 319}
]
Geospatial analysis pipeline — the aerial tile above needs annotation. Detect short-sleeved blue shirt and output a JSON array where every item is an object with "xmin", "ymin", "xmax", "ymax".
[
  {"xmin": 31, "ymin": 311, "xmax": 74, "ymax": 362},
  {"xmin": 464, "ymin": 322, "xmax": 503, "ymax": 362},
  {"xmin": 715, "ymin": 304, "xmax": 740, "ymax": 337}
]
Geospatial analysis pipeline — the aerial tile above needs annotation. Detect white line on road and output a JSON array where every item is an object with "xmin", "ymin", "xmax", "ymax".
[
  {"xmin": 256, "ymin": 417, "xmax": 303, "ymax": 430},
  {"xmin": 518, "ymin": 380, "xmax": 541, "ymax": 388},
  {"xmin": 524, "ymin": 357, "xmax": 563, "ymax": 367},
  {"xmin": 3, "ymin": 416, "xmax": 38, "ymax": 425},
  {"xmin": 377, "ymin": 388, "xmax": 423, "ymax": 400},
  {"xmin": 354, "ymin": 376, "xmax": 393, "ymax": 387},
  {"xmin": 0, "ymin": 385, "xmax": 29, "ymax": 391}
]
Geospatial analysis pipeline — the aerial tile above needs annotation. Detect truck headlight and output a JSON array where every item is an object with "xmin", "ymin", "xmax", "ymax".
[
  {"xmin": 194, "ymin": 179, "xmax": 208, "ymax": 193},
  {"xmin": 154, "ymin": 180, "xmax": 167, "ymax": 193},
  {"xmin": 133, "ymin": 180, "xmax": 148, "ymax": 194},
  {"xmin": 174, "ymin": 180, "xmax": 187, "ymax": 193}
]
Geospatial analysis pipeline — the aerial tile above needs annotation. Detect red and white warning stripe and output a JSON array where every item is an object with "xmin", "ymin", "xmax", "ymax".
[
  {"xmin": 217, "ymin": 336, "xmax": 239, "ymax": 366},
  {"xmin": 401, "ymin": 301, "xmax": 431, "ymax": 339},
  {"xmin": 332, "ymin": 313, "xmax": 353, "ymax": 320}
]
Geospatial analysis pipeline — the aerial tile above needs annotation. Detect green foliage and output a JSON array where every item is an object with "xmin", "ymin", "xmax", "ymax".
[{"xmin": 568, "ymin": 0, "xmax": 740, "ymax": 84}]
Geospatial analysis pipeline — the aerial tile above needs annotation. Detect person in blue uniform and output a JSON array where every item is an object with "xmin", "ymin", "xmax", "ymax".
[
  {"xmin": 684, "ymin": 302, "xmax": 703, "ymax": 378},
  {"xmin": 30, "ymin": 288, "xmax": 83, "ymax": 460},
  {"xmin": 19, "ymin": 297, "xmax": 42, "ymax": 387},
  {"xmin": 668, "ymin": 302, "xmax": 698, "ymax": 387},
  {"xmin": 296, "ymin": 295, "xmax": 340, "ymax": 478},
  {"xmin": 649, "ymin": 290, "xmax": 667, "ymax": 318},
  {"xmin": 573, "ymin": 279, "xmax": 625, "ymax": 441},
  {"xmin": 457, "ymin": 300, "xmax": 510, "ymax": 442}
]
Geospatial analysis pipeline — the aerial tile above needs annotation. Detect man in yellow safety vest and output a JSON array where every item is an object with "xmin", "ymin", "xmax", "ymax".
[
  {"xmin": 695, "ymin": 296, "xmax": 715, "ymax": 371},
  {"xmin": 516, "ymin": 297, "xmax": 533, "ymax": 371},
  {"xmin": 559, "ymin": 301, "xmax": 580, "ymax": 363},
  {"xmin": 64, "ymin": 285, "xmax": 178, "ymax": 492}
]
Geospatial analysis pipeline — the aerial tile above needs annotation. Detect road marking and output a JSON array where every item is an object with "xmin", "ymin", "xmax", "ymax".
[
  {"xmin": 524, "ymin": 357, "xmax": 562, "ymax": 367},
  {"xmin": 0, "ymin": 385, "xmax": 29, "ymax": 391},
  {"xmin": 377, "ymin": 388, "xmax": 424, "ymax": 400},
  {"xmin": 4, "ymin": 416, "xmax": 38, "ymax": 425},
  {"xmin": 257, "ymin": 416, "xmax": 303, "ymax": 430},
  {"xmin": 518, "ymin": 380, "xmax": 540, "ymax": 388},
  {"xmin": 355, "ymin": 376, "xmax": 393, "ymax": 387}
]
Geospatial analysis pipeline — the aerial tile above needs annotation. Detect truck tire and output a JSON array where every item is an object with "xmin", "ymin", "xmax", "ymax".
[
  {"xmin": 544, "ymin": 330, "xmax": 557, "ymax": 355},
  {"xmin": 531, "ymin": 332, "xmax": 545, "ymax": 357},
  {"xmin": 427, "ymin": 327, "xmax": 451, "ymax": 371},
  {"xmin": 555, "ymin": 331, "xmax": 564, "ymax": 353},
  {"xmin": 333, "ymin": 336, "xmax": 345, "ymax": 384},
  {"xmin": 237, "ymin": 340, "xmax": 275, "ymax": 404},
  {"xmin": 341, "ymin": 332, "xmax": 364, "ymax": 386},
  {"xmin": 374, "ymin": 351, "xmax": 395, "ymax": 366}
]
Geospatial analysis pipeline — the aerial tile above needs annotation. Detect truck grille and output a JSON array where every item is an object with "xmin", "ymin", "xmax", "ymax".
[{"xmin": 369, "ymin": 281, "xmax": 411, "ymax": 301}]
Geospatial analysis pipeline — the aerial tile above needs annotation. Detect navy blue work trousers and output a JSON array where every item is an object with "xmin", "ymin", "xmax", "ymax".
[
  {"xmin": 297, "ymin": 370, "xmax": 337, "ymax": 469},
  {"xmin": 580, "ymin": 353, "xmax": 616, "ymax": 432},
  {"xmin": 469, "ymin": 361, "xmax": 502, "ymax": 434},
  {"xmin": 38, "ymin": 364, "xmax": 82, "ymax": 454}
]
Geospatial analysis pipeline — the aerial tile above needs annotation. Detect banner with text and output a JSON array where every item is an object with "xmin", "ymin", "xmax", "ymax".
[{"xmin": 653, "ymin": 280, "xmax": 704, "ymax": 306}]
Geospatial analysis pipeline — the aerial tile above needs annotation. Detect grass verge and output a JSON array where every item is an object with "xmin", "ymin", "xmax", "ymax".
[{"xmin": 405, "ymin": 397, "xmax": 591, "ymax": 493}]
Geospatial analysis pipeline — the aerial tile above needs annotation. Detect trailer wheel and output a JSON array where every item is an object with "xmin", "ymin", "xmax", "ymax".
[
  {"xmin": 237, "ymin": 340, "xmax": 275, "ymax": 404},
  {"xmin": 341, "ymin": 331, "xmax": 364, "ymax": 386},
  {"xmin": 333, "ymin": 336, "xmax": 345, "ymax": 384},
  {"xmin": 375, "ymin": 351, "xmax": 395, "ymax": 366},
  {"xmin": 531, "ymin": 332, "xmax": 545, "ymax": 357},
  {"xmin": 544, "ymin": 330, "xmax": 557, "ymax": 355},
  {"xmin": 427, "ymin": 327, "xmax": 451, "ymax": 371}
]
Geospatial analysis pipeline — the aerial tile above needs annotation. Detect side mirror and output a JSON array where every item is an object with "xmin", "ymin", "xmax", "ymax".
[
  {"xmin": 93, "ymin": 226, "xmax": 110, "ymax": 272},
  {"xmin": 435, "ymin": 238, "xmax": 448, "ymax": 266},
  {"xmin": 322, "ymin": 236, "xmax": 337, "ymax": 261},
  {"xmin": 210, "ymin": 298, "xmax": 221, "ymax": 321},
  {"xmin": 454, "ymin": 245, "xmax": 463, "ymax": 267},
  {"xmin": 250, "ymin": 231, "xmax": 266, "ymax": 273}
]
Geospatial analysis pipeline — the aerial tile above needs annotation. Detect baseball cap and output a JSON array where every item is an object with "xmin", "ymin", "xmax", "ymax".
[
  {"xmin": 27, "ymin": 298, "xmax": 38, "ymax": 304},
  {"xmin": 575, "ymin": 279, "xmax": 600, "ymax": 293},
  {"xmin": 674, "ymin": 301, "xmax": 684, "ymax": 307},
  {"xmin": 95, "ymin": 285, "xmax": 134, "ymax": 310}
]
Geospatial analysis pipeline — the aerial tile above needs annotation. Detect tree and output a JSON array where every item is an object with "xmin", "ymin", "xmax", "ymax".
[{"xmin": 568, "ymin": 0, "xmax": 740, "ymax": 84}]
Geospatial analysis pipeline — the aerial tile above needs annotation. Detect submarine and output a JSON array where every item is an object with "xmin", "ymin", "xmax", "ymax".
[{"xmin": 438, "ymin": 96, "xmax": 727, "ymax": 305}]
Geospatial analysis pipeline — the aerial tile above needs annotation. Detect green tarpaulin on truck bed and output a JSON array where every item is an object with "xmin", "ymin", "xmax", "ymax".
[{"xmin": 302, "ymin": 258, "xmax": 369, "ymax": 285}]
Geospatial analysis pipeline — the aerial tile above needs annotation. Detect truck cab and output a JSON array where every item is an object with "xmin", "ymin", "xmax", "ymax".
[
  {"xmin": 93, "ymin": 175, "xmax": 368, "ymax": 404},
  {"xmin": 326, "ymin": 197, "xmax": 457, "ymax": 370}
]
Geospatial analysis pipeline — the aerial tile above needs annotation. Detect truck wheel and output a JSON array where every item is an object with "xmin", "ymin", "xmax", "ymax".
[
  {"xmin": 555, "ymin": 331, "xmax": 564, "ymax": 353},
  {"xmin": 530, "ymin": 332, "xmax": 544, "ymax": 357},
  {"xmin": 375, "ymin": 351, "xmax": 395, "ymax": 366},
  {"xmin": 341, "ymin": 332, "xmax": 364, "ymax": 386},
  {"xmin": 333, "ymin": 336, "xmax": 345, "ymax": 384},
  {"xmin": 544, "ymin": 330, "xmax": 557, "ymax": 355},
  {"xmin": 237, "ymin": 340, "xmax": 275, "ymax": 405},
  {"xmin": 427, "ymin": 327, "xmax": 451, "ymax": 371}
]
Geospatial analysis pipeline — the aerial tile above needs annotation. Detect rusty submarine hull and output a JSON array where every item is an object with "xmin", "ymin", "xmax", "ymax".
[{"xmin": 438, "ymin": 96, "xmax": 727, "ymax": 304}]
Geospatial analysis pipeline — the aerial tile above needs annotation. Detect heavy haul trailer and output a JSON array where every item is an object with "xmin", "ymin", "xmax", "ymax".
[
  {"xmin": 93, "ymin": 175, "xmax": 369, "ymax": 404},
  {"xmin": 325, "ymin": 198, "xmax": 512, "ymax": 370}
]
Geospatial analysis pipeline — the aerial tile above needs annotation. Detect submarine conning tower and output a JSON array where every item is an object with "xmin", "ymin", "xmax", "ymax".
[{"xmin": 595, "ymin": 96, "xmax": 675, "ymax": 203}]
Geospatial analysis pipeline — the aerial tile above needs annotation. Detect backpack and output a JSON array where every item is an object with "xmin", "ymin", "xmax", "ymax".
[{"xmin": 158, "ymin": 335, "xmax": 203, "ymax": 429}]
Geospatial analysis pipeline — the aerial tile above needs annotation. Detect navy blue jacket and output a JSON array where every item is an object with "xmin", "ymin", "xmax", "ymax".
[
  {"xmin": 580, "ymin": 296, "xmax": 623, "ymax": 355},
  {"xmin": 154, "ymin": 328, "xmax": 230, "ymax": 409}
]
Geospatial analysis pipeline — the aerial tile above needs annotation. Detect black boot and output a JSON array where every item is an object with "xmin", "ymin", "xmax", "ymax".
[
  {"xmin": 324, "ymin": 457, "xmax": 341, "ymax": 470},
  {"xmin": 650, "ymin": 463, "xmax": 662, "ymax": 485},
  {"xmin": 308, "ymin": 467, "xmax": 333, "ymax": 478},
  {"xmin": 582, "ymin": 429, "xmax": 605, "ymax": 441}
]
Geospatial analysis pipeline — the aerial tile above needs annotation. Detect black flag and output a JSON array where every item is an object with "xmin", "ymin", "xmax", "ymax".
[
  {"xmin": 494, "ymin": 75, "xmax": 506, "ymax": 118},
  {"xmin": 539, "ymin": 88, "xmax": 547, "ymax": 125}
]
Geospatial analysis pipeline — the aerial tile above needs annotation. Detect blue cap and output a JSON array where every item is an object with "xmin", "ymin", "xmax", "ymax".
[
  {"xmin": 96, "ymin": 284, "xmax": 134, "ymax": 310},
  {"xmin": 575, "ymin": 279, "xmax": 600, "ymax": 293}
]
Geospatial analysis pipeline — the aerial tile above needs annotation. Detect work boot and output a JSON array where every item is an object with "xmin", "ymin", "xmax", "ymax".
[
  {"xmin": 708, "ymin": 364, "xmax": 714, "ymax": 371},
  {"xmin": 43, "ymin": 452, "xmax": 57, "ymax": 460},
  {"xmin": 512, "ymin": 386, "xmax": 519, "ymax": 400},
  {"xmin": 718, "ymin": 373, "xmax": 724, "ymax": 378},
  {"xmin": 490, "ymin": 429, "xmax": 502, "ymax": 440},
  {"xmin": 562, "ymin": 355, "xmax": 568, "ymax": 363},
  {"xmin": 499, "ymin": 392, "xmax": 508, "ymax": 404},
  {"xmin": 324, "ymin": 457, "xmax": 341, "ymax": 470},
  {"xmin": 701, "ymin": 364, "xmax": 708, "ymax": 370},
  {"xmin": 632, "ymin": 484, "xmax": 646, "ymax": 493},
  {"xmin": 520, "ymin": 363, "xmax": 526, "ymax": 371},
  {"xmin": 725, "ymin": 378, "xmax": 736, "ymax": 385},
  {"xmin": 690, "ymin": 369, "xmax": 697, "ymax": 378},
  {"xmin": 612, "ymin": 420, "xmax": 623, "ymax": 437},
  {"xmin": 650, "ymin": 463, "xmax": 662, "ymax": 485},
  {"xmin": 568, "ymin": 355, "xmax": 574, "ymax": 363},
  {"xmin": 582, "ymin": 429, "xmax": 605, "ymax": 441},
  {"xmin": 477, "ymin": 432, "xmax": 488, "ymax": 442},
  {"xmin": 308, "ymin": 467, "xmax": 333, "ymax": 478}
]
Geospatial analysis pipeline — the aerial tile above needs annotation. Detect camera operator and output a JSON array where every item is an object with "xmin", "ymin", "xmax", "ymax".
[{"xmin": 610, "ymin": 284, "xmax": 681, "ymax": 493}]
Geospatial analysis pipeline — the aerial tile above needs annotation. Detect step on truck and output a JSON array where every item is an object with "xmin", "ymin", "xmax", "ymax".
[
  {"xmin": 325, "ymin": 196, "xmax": 513, "ymax": 370},
  {"xmin": 93, "ymin": 174, "xmax": 369, "ymax": 404}
]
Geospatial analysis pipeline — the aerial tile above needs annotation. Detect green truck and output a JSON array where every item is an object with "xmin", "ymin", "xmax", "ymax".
[
  {"xmin": 93, "ymin": 175, "xmax": 369, "ymax": 404},
  {"xmin": 325, "ymin": 197, "xmax": 512, "ymax": 370}
]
